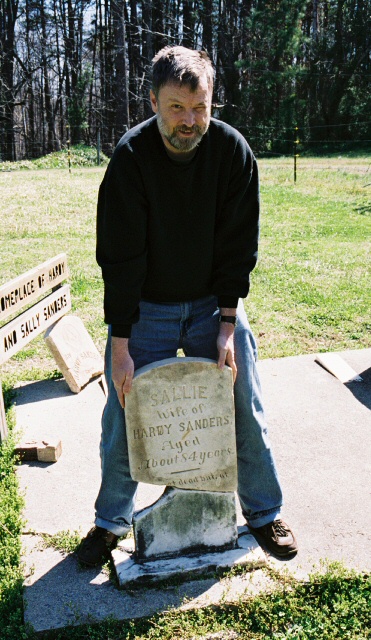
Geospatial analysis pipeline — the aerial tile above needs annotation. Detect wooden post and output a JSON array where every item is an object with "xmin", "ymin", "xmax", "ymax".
[
  {"xmin": 67, "ymin": 124, "xmax": 71, "ymax": 174},
  {"xmin": 97, "ymin": 128, "xmax": 101, "ymax": 166},
  {"xmin": 0, "ymin": 385, "xmax": 8, "ymax": 442},
  {"xmin": 294, "ymin": 127, "xmax": 299, "ymax": 183}
]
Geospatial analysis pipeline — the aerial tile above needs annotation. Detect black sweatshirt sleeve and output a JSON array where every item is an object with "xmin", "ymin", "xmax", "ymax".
[
  {"xmin": 212, "ymin": 137, "xmax": 259, "ymax": 302},
  {"xmin": 96, "ymin": 143, "xmax": 148, "ymax": 337}
]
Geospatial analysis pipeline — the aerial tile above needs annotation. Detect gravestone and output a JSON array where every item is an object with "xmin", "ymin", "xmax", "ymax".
[
  {"xmin": 113, "ymin": 357, "xmax": 266, "ymax": 587},
  {"xmin": 44, "ymin": 316, "xmax": 104, "ymax": 393},
  {"xmin": 125, "ymin": 357, "xmax": 237, "ymax": 492},
  {"xmin": 134, "ymin": 487, "xmax": 237, "ymax": 560}
]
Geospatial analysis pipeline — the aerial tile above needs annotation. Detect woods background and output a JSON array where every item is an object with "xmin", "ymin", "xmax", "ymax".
[{"xmin": 1, "ymin": 0, "xmax": 370, "ymax": 162}]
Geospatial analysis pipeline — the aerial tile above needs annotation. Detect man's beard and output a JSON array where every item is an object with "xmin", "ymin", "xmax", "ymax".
[{"xmin": 157, "ymin": 114, "xmax": 209, "ymax": 152}]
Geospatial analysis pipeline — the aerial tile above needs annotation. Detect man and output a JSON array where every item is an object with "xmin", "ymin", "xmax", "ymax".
[{"xmin": 78, "ymin": 46, "xmax": 297, "ymax": 567}]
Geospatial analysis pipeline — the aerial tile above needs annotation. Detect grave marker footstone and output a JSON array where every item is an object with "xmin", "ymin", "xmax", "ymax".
[{"xmin": 44, "ymin": 316, "xmax": 104, "ymax": 393}]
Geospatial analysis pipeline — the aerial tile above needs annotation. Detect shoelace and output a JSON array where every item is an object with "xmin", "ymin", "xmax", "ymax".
[{"xmin": 271, "ymin": 520, "xmax": 290, "ymax": 537}]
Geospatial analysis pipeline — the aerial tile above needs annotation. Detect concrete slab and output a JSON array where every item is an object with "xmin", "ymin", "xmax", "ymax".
[
  {"xmin": 258, "ymin": 348, "xmax": 371, "ymax": 576},
  {"xmin": 22, "ymin": 531, "xmax": 272, "ymax": 632},
  {"xmin": 17, "ymin": 348, "xmax": 371, "ymax": 632}
]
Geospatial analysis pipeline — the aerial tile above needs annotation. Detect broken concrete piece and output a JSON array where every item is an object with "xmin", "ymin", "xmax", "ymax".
[
  {"xmin": 134, "ymin": 488, "xmax": 237, "ymax": 560},
  {"xmin": 16, "ymin": 438, "xmax": 62, "ymax": 463},
  {"xmin": 44, "ymin": 315, "xmax": 104, "ymax": 393}
]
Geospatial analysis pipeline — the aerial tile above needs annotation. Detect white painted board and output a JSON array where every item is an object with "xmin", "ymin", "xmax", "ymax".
[
  {"xmin": 315, "ymin": 353, "xmax": 363, "ymax": 383},
  {"xmin": 0, "ymin": 254, "xmax": 68, "ymax": 323},
  {"xmin": 0, "ymin": 285, "xmax": 71, "ymax": 364}
]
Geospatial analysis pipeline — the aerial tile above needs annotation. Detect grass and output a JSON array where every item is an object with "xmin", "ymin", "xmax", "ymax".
[
  {"xmin": 40, "ymin": 530, "xmax": 82, "ymax": 555},
  {"xmin": 0, "ymin": 154, "xmax": 370, "ymax": 638},
  {"xmin": 1, "ymin": 155, "xmax": 370, "ymax": 380},
  {"xmin": 0, "ymin": 145, "xmax": 109, "ymax": 172},
  {"xmin": 19, "ymin": 562, "xmax": 371, "ymax": 639},
  {"xmin": 0, "ymin": 396, "xmax": 26, "ymax": 640},
  {"xmin": 248, "ymin": 156, "xmax": 371, "ymax": 357}
]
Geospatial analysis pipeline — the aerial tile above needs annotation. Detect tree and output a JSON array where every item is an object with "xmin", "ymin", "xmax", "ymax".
[
  {"xmin": 0, "ymin": 0, "xmax": 19, "ymax": 160},
  {"xmin": 1, "ymin": 0, "xmax": 370, "ymax": 160},
  {"xmin": 303, "ymin": 0, "xmax": 371, "ymax": 140}
]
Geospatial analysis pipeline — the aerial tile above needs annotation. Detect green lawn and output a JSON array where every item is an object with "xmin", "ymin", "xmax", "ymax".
[
  {"xmin": 0, "ymin": 155, "xmax": 370, "ymax": 639},
  {"xmin": 1, "ymin": 155, "xmax": 370, "ymax": 382},
  {"xmin": 249, "ymin": 156, "xmax": 371, "ymax": 357}
]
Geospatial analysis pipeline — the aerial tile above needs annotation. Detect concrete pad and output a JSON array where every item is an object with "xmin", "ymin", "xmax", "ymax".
[
  {"xmin": 258, "ymin": 348, "xmax": 371, "ymax": 576},
  {"xmin": 22, "ymin": 530, "xmax": 271, "ymax": 632},
  {"xmin": 16, "ymin": 348, "xmax": 371, "ymax": 632},
  {"xmin": 16, "ymin": 377, "xmax": 166, "ymax": 537},
  {"xmin": 16, "ymin": 377, "xmax": 105, "ymax": 535}
]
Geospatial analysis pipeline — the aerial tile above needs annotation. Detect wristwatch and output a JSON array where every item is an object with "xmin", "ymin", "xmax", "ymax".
[{"xmin": 219, "ymin": 315, "xmax": 237, "ymax": 325}]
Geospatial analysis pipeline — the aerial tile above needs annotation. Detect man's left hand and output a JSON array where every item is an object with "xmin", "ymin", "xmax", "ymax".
[{"xmin": 217, "ymin": 321, "xmax": 237, "ymax": 382}]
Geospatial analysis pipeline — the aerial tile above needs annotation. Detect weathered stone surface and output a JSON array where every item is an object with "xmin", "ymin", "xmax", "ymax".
[
  {"xmin": 37, "ymin": 438, "xmax": 63, "ymax": 462},
  {"xmin": 113, "ymin": 533, "xmax": 266, "ymax": 588},
  {"xmin": 44, "ymin": 315, "xmax": 104, "ymax": 393},
  {"xmin": 16, "ymin": 437, "xmax": 62, "ymax": 462},
  {"xmin": 134, "ymin": 488, "xmax": 237, "ymax": 560},
  {"xmin": 125, "ymin": 357, "xmax": 237, "ymax": 492}
]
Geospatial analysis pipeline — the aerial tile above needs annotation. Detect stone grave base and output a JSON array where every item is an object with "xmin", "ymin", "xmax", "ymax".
[
  {"xmin": 113, "ymin": 529, "xmax": 266, "ymax": 588},
  {"xmin": 112, "ymin": 487, "xmax": 267, "ymax": 588}
]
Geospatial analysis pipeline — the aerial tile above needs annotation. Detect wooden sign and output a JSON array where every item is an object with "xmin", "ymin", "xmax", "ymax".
[
  {"xmin": 0, "ymin": 285, "xmax": 71, "ymax": 364},
  {"xmin": 0, "ymin": 254, "xmax": 69, "ymax": 324}
]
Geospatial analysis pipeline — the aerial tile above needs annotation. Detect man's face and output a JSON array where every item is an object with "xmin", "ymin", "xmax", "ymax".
[{"xmin": 150, "ymin": 75, "xmax": 212, "ymax": 153}]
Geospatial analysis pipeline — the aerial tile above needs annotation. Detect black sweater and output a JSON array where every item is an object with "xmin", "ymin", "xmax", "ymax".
[{"xmin": 96, "ymin": 116, "xmax": 260, "ymax": 337}]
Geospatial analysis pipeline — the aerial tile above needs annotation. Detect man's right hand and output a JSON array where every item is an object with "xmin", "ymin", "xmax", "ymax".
[{"xmin": 111, "ymin": 337, "xmax": 134, "ymax": 408}]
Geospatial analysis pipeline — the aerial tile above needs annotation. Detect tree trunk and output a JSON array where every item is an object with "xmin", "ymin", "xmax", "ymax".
[
  {"xmin": 112, "ymin": 0, "xmax": 130, "ymax": 142},
  {"xmin": 0, "ymin": 0, "xmax": 19, "ymax": 160}
]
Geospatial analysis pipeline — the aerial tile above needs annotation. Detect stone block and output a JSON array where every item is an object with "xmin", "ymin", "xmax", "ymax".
[
  {"xmin": 44, "ymin": 315, "xmax": 104, "ymax": 393},
  {"xmin": 16, "ymin": 438, "xmax": 62, "ymax": 462},
  {"xmin": 134, "ymin": 487, "xmax": 237, "ymax": 560},
  {"xmin": 125, "ymin": 357, "xmax": 237, "ymax": 492}
]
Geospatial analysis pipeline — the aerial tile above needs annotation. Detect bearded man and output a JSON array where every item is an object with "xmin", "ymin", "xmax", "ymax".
[{"xmin": 78, "ymin": 46, "xmax": 297, "ymax": 566}]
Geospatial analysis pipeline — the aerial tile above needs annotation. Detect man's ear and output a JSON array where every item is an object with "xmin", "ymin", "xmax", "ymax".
[{"xmin": 150, "ymin": 90, "xmax": 158, "ymax": 114}]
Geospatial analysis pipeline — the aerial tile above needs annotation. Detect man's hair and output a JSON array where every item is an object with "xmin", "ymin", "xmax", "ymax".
[{"xmin": 151, "ymin": 46, "xmax": 214, "ymax": 97}]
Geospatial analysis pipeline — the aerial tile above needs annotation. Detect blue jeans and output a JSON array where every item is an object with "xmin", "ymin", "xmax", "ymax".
[{"xmin": 95, "ymin": 296, "xmax": 283, "ymax": 535}]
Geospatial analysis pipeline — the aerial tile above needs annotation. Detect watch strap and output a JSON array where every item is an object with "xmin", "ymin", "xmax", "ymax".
[{"xmin": 219, "ymin": 315, "xmax": 237, "ymax": 325}]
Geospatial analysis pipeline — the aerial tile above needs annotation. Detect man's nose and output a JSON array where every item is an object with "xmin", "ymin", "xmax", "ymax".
[{"xmin": 182, "ymin": 110, "xmax": 196, "ymax": 127}]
